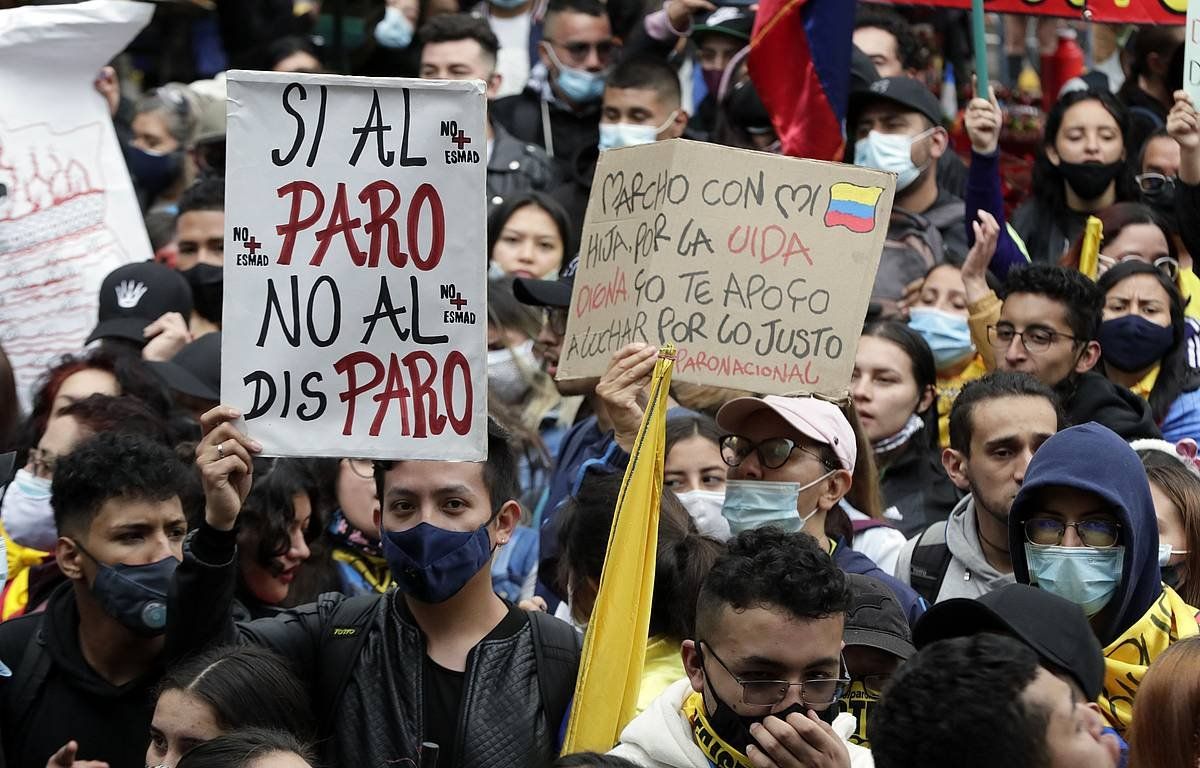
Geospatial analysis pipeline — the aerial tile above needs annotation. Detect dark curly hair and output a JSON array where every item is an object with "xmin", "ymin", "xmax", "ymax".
[
  {"xmin": 51, "ymin": 431, "xmax": 190, "ymax": 537},
  {"xmin": 239, "ymin": 459, "xmax": 323, "ymax": 571},
  {"xmin": 1002, "ymin": 264, "xmax": 1104, "ymax": 343},
  {"xmin": 156, "ymin": 646, "xmax": 313, "ymax": 740},
  {"xmin": 853, "ymin": 6, "xmax": 926, "ymax": 71},
  {"xmin": 868, "ymin": 634, "xmax": 1050, "ymax": 768},
  {"xmin": 696, "ymin": 527, "xmax": 850, "ymax": 639}
]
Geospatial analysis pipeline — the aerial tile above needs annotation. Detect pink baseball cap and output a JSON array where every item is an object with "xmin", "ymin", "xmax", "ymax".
[{"xmin": 716, "ymin": 395, "xmax": 857, "ymax": 472}]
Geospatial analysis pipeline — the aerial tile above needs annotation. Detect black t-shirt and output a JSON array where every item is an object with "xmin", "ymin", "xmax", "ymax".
[{"xmin": 420, "ymin": 606, "xmax": 530, "ymax": 764}]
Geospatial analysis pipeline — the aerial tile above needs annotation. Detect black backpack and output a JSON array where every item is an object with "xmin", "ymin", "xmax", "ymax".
[
  {"xmin": 908, "ymin": 521, "xmax": 954, "ymax": 605},
  {"xmin": 314, "ymin": 595, "xmax": 581, "ymax": 737}
]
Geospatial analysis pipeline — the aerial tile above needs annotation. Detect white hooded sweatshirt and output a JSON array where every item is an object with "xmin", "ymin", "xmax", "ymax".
[{"xmin": 609, "ymin": 679, "xmax": 874, "ymax": 768}]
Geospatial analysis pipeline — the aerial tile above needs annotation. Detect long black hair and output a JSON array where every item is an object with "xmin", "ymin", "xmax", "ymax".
[
  {"xmin": 1097, "ymin": 260, "xmax": 1200, "ymax": 422},
  {"xmin": 239, "ymin": 458, "xmax": 324, "ymax": 571},
  {"xmin": 176, "ymin": 728, "xmax": 314, "ymax": 768},
  {"xmin": 860, "ymin": 320, "xmax": 939, "ymax": 450},
  {"xmin": 1033, "ymin": 89, "xmax": 1135, "ymax": 220},
  {"xmin": 156, "ymin": 646, "xmax": 314, "ymax": 739}
]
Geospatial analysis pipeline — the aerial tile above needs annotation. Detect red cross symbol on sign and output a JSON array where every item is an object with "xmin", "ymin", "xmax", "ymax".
[
  {"xmin": 245, "ymin": 237, "xmax": 262, "ymax": 255},
  {"xmin": 451, "ymin": 130, "xmax": 471, "ymax": 150},
  {"xmin": 450, "ymin": 293, "xmax": 468, "ymax": 309}
]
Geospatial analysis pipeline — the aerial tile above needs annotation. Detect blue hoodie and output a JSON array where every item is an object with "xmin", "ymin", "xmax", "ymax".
[{"xmin": 1008, "ymin": 422, "xmax": 1161, "ymax": 646}]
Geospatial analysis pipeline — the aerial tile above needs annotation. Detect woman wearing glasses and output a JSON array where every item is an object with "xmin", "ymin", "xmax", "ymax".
[
  {"xmin": 1094, "ymin": 261, "xmax": 1200, "ymax": 442},
  {"xmin": 1008, "ymin": 422, "xmax": 1200, "ymax": 734}
]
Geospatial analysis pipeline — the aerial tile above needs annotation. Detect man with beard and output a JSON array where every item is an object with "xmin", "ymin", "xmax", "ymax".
[{"xmin": 895, "ymin": 372, "xmax": 1064, "ymax": 603}]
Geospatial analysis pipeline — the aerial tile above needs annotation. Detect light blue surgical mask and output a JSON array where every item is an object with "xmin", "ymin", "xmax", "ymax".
[
  {"xmin": 544, "ymin": 45, "xmax": 605, "ymax": 104},
  {"xmin": 598, "ymin": 111, "xmax": 678, "ymax": 151},
  {"xmin": 907, "ymin": 307, "xmax": 975, "ymax": 370},
  {"xmin": 1024, "ymin": 543, "xmax": 1124, "ymax": 617},
  {"xmin": 720, "ymin": 475, "xmax": 832, "ymax": 535},
  {"xmin": 853, "ymin": 128, "xmax": 934, "ymax": 191},
  {"xmin": 374, "ymin": 6, "xmax": 414, "ymax": 49},
  {"xmin": 490, "ymin": 0, "xmax": 529, "ymax": 8}
]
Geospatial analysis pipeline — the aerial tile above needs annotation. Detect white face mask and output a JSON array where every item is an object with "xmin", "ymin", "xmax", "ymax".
[
  {"xmin": 674, "ymin": 489, "xmax": 731, "ymax": 541},
  {"xmin": 598, "ymin": 111, "xmax": 679, "ymax": 151},
  {"xmin": 2, "ymin": 469, "xmax": 57, "ymax": 552},
  {"xmin": 487, "ymin": 340, "xmax": 536, "ymax": 404},
  {"xmin": 853, "ymin": 127, "xmax": 935, "ymax": 190},
  {"xmin": 1159, "ymin": 542, "xmax": 1190, "ymax": 567}
]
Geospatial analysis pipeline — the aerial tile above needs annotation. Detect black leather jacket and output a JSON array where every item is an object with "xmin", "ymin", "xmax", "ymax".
[
  {"xmin": 487, "ymin": 121, "xmax": 561, "ymax": 214},
  {"xmin": 171, "ymin": 524, "xmax": 576, "ymax": 768}
]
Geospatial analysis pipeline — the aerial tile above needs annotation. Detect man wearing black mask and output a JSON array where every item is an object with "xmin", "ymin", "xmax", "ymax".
[
  {"xmin": 609, "ymin": 528, "xmax": 871, "ymax": 768},
  {"xmin": 174, "ymin": 178, "xmax": 225, "ymax": 336},
  {"xmin": 0, "ymin": 432, "xmax": 192, "ymax": 768}
]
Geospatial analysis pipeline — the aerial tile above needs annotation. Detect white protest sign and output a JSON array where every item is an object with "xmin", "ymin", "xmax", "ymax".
[
  {"xmin": 0, "ymin": 0, "xmax": 153, "ymax": 407},
  {"xmin": 222, "ymin": 71, "xmax": 488, "ymax": 460},
  {"xmin": 557, "ymin": 140, "xmax": 894, "ymax": 396},
  {"xmin": 1188, "ymin": 0, "xmax": 1200, "ymax": 104}
]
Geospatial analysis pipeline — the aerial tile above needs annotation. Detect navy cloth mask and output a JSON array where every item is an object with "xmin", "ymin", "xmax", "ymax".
[
  {"xmin": 80, "ymin": 546, "xmax": 179, "ymax": 636},
  {"xmin": 1097, "ymin": 314, "xmax": 1174, "ymax": 372},
  {"xmin": 122, "ymin": 142, "xmax": 182, "ymax": 205},
  {"xmin": 383, "ymin": 521, "xmax": 494, "ymax": 603}
]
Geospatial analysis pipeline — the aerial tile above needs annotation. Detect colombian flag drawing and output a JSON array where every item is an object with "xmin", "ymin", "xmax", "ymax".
[{"xmin": 824, "ymin": 183, "xmax": 883, "ymax": 234}]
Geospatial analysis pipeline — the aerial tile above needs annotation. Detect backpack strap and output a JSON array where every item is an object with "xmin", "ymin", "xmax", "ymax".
[
  {"xmin": 908, "ymin": 521, "xmax": 952, "ymax": 605},
  {"xmin": 315, "ymin": 592, "xmax": 383, "ymax": 734},
  {"xmin": 528, "ymin": 611, "xmax": 582, "ymax": 738},
  {"xmin": 851, "ymin": 518, "xmax": 893, "ymax": 534},
  {"xmin": 7, "ymin": 622, "xmax": 52, "ymax": 734}
]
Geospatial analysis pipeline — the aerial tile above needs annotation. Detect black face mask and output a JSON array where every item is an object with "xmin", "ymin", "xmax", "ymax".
[
  {"xmin": 704, "ymin": 679, "xmax": 841, "ymax": 756},
  {"xmin": 1057, "ymin": 160, "xmax": 1124, "ymax": 201},
  {"xmin": 1163, "ymin": 563, "xmax": 1183, "ymax": 590},
  {"xmin": 123, "ymin": 142, "xmax": 183, "ymax": 209},
  {"xmin": 1141, "ymin": 187, "xmax": 1178, "ymax": 227},
  {"xmin": 182, "ymin": 263, "xmax": 223, "ymax": 324}
]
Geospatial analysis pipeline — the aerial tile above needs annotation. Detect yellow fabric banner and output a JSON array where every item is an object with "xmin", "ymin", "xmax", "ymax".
[
  {"xmin": 1099, "ymin": 585, "xmax": 1200, "ymax": 733},
  {"xmin": 561, "ymin": 345, "xmax": 676, "ymax": 754}
]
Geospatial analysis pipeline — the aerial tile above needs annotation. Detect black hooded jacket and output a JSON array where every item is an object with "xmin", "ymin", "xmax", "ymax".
[
  {"xmin": 1059, "ymin": 371, "xmax": 1161, "ymax": 442},
  {"xmin": 0, "ymin": 584, "xmax": 164, "ymax": 768}
]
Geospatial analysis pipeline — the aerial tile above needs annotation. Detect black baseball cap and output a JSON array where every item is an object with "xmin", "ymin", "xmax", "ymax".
[
  {"xmin": 147, "ymin": 332, "xmax": 221, "ymax": 402},
  {"xmin": 513, "ymin": 255, "xmax": 578, "ymax": 308},
  {"xmin": 913, "ymin": 583, "xmax": 1105, "ymax": 700},
  {"xmin": 843, "ymin": 574, "xmax": 916, "ymax": 660},
  {"xmin": 847, "ymin": 76, "xmax": 943, "ymax": 132},
  {"xmin": 87, "ymin": 262, "xmax": 193, "ymax": 346},
  {"xmin": 693, "ymin": 7, "xmax": 754, "ymax": 42}
]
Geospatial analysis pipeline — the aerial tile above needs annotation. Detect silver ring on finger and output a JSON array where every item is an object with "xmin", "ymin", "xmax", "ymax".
[{"xmin": 216, "ymin": 442, "xmax": 225, "ymax": 460}]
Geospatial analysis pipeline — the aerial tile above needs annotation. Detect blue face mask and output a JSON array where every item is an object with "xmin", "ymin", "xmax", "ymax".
[
  {"xmin": 853, "ymin": 129, "xmax": 933, "ymax": 191},
  {"xmin": 545, "ymin": 45, "xmax": 605, "ymax": 104},
  {"xmin": 383, "ymin": 521, "xmax": 495, "ymax": 603},
  {"xmin": 720, "ymin": 475, "xmax": 832, "ymax": 535},
  {"xmin": 599, "ymin": 111, "xmax": 678, "ymax": 151},
  {"xmin": 1024, "ymin": 543, "xmax": 1124, "ymax": 617},
  {"xmin": 1097, "ymin": 314, "xmax": 1174, "ymax": 373},
  {"xmin": 907, "ymin": 307, "xmax": 975, "ymax": 370},
  {"xmin": 374, "ymin": 6, "xmax": 414, "ymax": 49},
  {"xmin": 77, "ymin": 545, "xmax": 179, "ymax": 636},
  {"xmin": 489, "ymin": 0, "xmax": 529, "ymax": 9}
]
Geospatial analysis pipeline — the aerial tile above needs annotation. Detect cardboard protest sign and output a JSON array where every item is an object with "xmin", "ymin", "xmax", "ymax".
[
  {"xmin": 556, "ymin": 140, "xmax": 894, "ymax": 396},
  {"xmin": 1187, "ymin": 0, "xmax": 1199, "ymax": 105},
  {"xmin": 222, "ymin": 71, "xmax": 487, "ymax": 460},
  {"xmin": 0, "ymin": 0, "xmax": 154, "ymax": 408}
]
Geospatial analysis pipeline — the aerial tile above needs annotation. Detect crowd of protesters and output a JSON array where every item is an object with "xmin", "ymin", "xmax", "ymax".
[{"xmin": 1, "ymin": 1, "xmax": 1200, "ymax": 767}]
